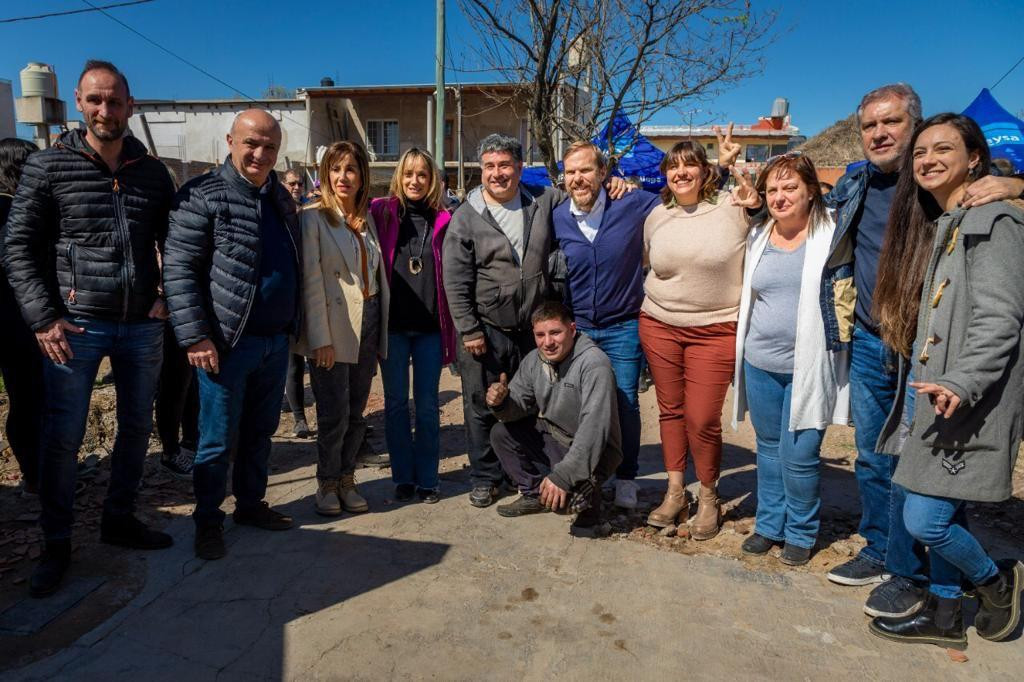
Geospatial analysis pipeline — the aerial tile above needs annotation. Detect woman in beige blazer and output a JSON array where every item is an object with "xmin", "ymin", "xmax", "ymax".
[{"xmin": 296, "ymin": 141, "xmax": 389, "ymax": 516}]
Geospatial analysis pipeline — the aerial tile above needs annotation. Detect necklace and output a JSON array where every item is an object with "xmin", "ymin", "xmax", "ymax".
[{"xmin": 408, "ymin": 211, "xmax": 431, "ymax": 276}]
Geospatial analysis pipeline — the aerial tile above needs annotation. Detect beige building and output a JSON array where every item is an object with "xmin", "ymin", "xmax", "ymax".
[{"xmin": 129, "ymin": 82, "xmax": 582, "ymax": 193}]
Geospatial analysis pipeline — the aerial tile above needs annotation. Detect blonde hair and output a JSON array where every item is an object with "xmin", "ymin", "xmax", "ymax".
[
  {"xmin": 389, "ymin": 147, "xmax": 443, "ymax": 213},
  {"xmin": 315, "ymin": 141, "xmax": 370, "ymax": 228}
]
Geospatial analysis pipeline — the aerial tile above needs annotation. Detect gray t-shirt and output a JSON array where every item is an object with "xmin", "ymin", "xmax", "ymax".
[
  {"xmin": 486, "ymin": 196, "xmax": 525, "ymax": 262},
  {"xmin": 744, "ymin": 240, "xmax": 806, "ymax": 374}
]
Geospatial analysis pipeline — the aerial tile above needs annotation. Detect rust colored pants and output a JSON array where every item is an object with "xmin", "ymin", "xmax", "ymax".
[{"xmin": 639, "ymin": 313, "xmax": 736, "ymax": 485}]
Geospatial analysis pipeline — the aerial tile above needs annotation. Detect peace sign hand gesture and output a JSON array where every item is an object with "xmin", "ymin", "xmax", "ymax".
[
  {"xmin": 715, "ymin": 122, "xmax": 741, "ymax": 169},
  {"xmin": 729, "ymin": 166, "xmax": 762, "ymax": 209}
]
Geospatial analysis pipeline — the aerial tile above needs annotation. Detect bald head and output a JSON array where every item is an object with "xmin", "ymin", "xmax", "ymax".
[{"xmin": 227, "ymin": 108, "xmax": 282, "ymax": 186}]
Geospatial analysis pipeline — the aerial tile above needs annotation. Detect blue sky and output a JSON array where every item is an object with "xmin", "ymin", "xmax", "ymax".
[{"xmin": 2, "ymin": 0, "xmax": 1022, "ymax": 140}]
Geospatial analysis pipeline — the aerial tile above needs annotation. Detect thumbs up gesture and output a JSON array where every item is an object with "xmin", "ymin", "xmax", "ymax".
[{"xmin": 486, "ymin": 372, "xmax": 510, "ymax": 407}]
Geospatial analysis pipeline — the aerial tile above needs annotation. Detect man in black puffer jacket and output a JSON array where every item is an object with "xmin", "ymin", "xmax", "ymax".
[
  {"xmin": 163, "ymin": 109, "xmax": 301, "ymax": 560},
  {"xmin": 3, "ymin": 61, "xmax": 176, "ymax": 598}
]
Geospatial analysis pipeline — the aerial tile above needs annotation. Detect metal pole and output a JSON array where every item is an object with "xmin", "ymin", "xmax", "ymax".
[
  {"xmin": 435, "ymin": 0, "xmax": 446, "ymax": 173},
  {"xmin": 456, "ymin": 85, "xmax": 464, "ymax": 195},
  {"xmin": 426, "ymin": 96, "xmax": 434, "ymax": 155}
]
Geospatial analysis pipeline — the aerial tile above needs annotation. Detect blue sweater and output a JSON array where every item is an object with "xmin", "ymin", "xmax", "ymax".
[
  {"xmin": 553, "ymin": 190, "xmax": 661, "ymax": 328},
  {"xmin": 243, "ymin": 190, "xmax": 299, "ymax": 336}
]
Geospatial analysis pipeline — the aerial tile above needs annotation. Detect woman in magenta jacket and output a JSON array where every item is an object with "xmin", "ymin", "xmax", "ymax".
[{"xmin": 371, "ymin": 148, "xmax": 456, "ymax": 503}]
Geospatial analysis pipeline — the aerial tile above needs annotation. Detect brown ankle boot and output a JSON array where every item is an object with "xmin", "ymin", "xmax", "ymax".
[
  {"xmin": 691, "ymin": 483, "xmax": 721, "ymax": 540},
  {"xmin": 647, "ymin": 483, "xmax": 689, "ymax": 528}
]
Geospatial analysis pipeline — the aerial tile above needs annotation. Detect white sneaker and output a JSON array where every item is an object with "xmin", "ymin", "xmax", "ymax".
[{"xmin": 614, "ymin": 479, "xmax": 639, "ymax": 509}]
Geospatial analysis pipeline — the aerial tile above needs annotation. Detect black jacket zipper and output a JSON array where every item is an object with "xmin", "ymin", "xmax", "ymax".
[
  {"xmin": 66, "ymin": 242, "xmax": 77, "ymax": 304},
  {"xmin": 111, "ymin": 177, "xmax": 132, "ymax": 320}
]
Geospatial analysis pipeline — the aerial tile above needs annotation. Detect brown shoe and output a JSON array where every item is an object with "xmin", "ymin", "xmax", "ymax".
[
  {"xmin": 647, "ymin": 483, "xmax": 689, "ymax": 528},
  {"xmin": 691, "ymin": 483, "xmax": 721, "ymax": 540},
  {"xmin": 339, "ymin": 473, "xmax": 369, "ymax": 513}
]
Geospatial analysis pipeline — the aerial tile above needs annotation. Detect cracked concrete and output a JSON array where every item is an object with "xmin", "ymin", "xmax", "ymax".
[{"xmin": 4, "ymin": 372, "xmax": 1024, "ymax": 680}]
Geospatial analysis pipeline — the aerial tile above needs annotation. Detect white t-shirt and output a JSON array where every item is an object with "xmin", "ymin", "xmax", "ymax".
[
  {"xmin": 486, "ymin": 195, "xmax": 525, "ymax": 262},
  {"xmin": 569, "ymin": 188, "xmax": 607, "ymax": 243}
]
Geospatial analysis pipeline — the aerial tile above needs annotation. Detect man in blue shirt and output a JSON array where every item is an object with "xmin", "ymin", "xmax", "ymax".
[{"xmin": 552, "ymin": 135, "xmax": 740, "ymax": 508}]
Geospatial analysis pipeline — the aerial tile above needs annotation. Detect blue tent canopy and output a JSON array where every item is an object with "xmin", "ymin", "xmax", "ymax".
[
  {"xmin": 962, "ymin": 88, "xmax": 1024, "ymax": 173},
  {"xmin": 519, "ymin": 112, "xmax": 667, "ymax": 190}
]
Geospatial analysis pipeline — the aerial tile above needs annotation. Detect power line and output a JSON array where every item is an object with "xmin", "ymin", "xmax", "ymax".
[
  {"xmin": 991, "ymin": 54, "xmax": 1024, "ymax": 91},
  {"xmin": 79, "ymin": 0, "xmax": 330, "ymax": 140},
  {"xmin": 0, "ymin": 0, "xmax": 154, "ymax": 24}
]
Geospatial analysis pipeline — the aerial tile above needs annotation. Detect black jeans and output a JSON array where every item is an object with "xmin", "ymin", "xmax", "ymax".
[
  {"xmin": 0, "ymin": 282, "xmax": 44, "ymax": 488},
  {"xmin": 309, "ymin": 296, "xmax": 380, "ymax": 481},
  {"xmin": 490, "ymin": 417, "xmax": 569, "ymax": 494},
  {"xmin": 155, "ymin": 324, "xmax": 199, "ymax": 455},
  {"xmin": 455, "ymin": 324, "xmax": 534, "ymax": 487},
  {"xmin": 284, "ymin": 353, "xmax": 308, "ymax": 421}
]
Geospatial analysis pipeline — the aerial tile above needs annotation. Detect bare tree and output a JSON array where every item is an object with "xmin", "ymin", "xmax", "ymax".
[{"xmin": 456, "ymin": 0, "xmax": 776, "ymax": 177}]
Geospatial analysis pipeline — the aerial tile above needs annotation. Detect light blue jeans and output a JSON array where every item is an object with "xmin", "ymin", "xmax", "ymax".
[{"xmin": 743, "ymin": 361, "xmax": 825, "ymax": 549}]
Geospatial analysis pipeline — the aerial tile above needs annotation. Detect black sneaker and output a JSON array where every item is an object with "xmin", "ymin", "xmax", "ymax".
[
  {"xmin": 100, "ymin": 513, "xmax": 173, "ymax": 550},
  {"xmin": 232, "ymin": 501, "xmax": 293, "ymax": 530},
  {"xmin": 417, "ymin": 488, "xmax": 440, "ymax": 504},
  {"xmin": 29, "ymin": 539, "xmax": 71, "ymax": 598},
  {"xmin": 826, "ymin": 554, "xmax": 891, "ymax": 586},
  {"xmin": 570, "ymin": 506, "xmax": 611, "ymax": 538},
  {"xmin": 974, "ymin": 559, "xmax": 1024, "ymax": 641},
  {"xmin": 780, "ymin": 543, "xmax": 812, "ymax": 566},
  {"xmin": 864, "ymin": 576, "xmax": 927, "ymax": 618},
  {"xmin": 741, "ymin": 533, "xmax": 778, "ymax": 556},
  {"xmin": 395, "ymin": 483, "xmax": 416, "ymax": 502},
  {"xmin": 869, "ymin": 592, "xmax": 967, "ymax": 650},
  {"xmin": 469, "ymin": 485, "xmax": 499, "ymax": 508},
  {"xmin": 497, "ymin": 494, "xmax": 546, "ymax": 517},
  {"xmin": 161, "ymin": 448, "xmax": 195, "ymax": 480},
  {"xmin": 194, "ymin": 524, "xmax": 226, "ymax": 560}
]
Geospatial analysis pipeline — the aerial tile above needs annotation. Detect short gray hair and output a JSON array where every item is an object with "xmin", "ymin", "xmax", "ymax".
[
  {"xmin": 477, "ymin": 133, "xmax": 523, "ymax": 163},
  {"xmin": 856, "ymin": 83, "xmax": 922, "ymax": 124}
]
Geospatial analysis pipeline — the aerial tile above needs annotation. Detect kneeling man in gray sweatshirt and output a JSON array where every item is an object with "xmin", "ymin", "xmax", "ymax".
[{"xmin": 486, "ymin": 301, "xmax": 622, "ymax": 537}]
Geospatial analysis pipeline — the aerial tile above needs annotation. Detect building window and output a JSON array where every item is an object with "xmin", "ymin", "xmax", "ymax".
[
  {"xmin": 745, "ymin": 143, "xmax": 770, "ymax": 163},
  {"xmin": 367, "ymin": 120, "xmax": 399, "ymax": 161}
]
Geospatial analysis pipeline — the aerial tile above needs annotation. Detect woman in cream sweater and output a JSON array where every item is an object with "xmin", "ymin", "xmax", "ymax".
[
  {"xmin": 297, "ymin": 141, "xmax": 389, "ymax": 516},
  {"xmin": 640, "ymin": 141, "xmax": 753, "ymax": 539}
]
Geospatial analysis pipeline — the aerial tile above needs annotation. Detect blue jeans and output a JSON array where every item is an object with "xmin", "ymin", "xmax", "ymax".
[
  {"xmin": 39, "ymin": 315, "xmax": 163, "ymax": 540},
  {"xmin": 849, "ymin": 323, "xmax": 928, "ymax": 583},
  {"xmin": 578, "ymin": 319, "xmax": 642, "ymax": 480},
  {"xmin": 379, "ymin": 331, "xmax": 442, "ymax": 490},
  {"xmin": 743, "ymin": 362, "xmax": 825, "ymax": 549},
  {"xmin": 194, "ymin": 333, "xmax": 290, "ymax": 526},
  {"xmin": 903, "ymin": 492, "xmax": 998, "ymax": 598}
]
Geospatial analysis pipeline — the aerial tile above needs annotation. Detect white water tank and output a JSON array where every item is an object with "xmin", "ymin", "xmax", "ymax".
[
  {"xmin": 770, "ymin": 97, "xmax": 789, "ymax": 118},
  {"xmin": 20, "ymin": 62, "xmax": 58, "ymax": 99}
]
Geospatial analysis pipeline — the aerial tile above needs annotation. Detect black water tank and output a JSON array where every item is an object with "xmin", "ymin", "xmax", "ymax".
[{"xmin": 320, "ymin": 77, "xmax": 335, "ymax": 87}]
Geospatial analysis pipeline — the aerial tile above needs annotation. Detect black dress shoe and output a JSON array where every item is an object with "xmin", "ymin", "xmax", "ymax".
[
  {"xmin": 780, "ymin": 543, "xmax": 812, "ymax": 566},
  {"xmin": 194, "ymin": 524, "xmax": 226, "ymax": 560},
  {"xmin": 741, "ymin": 533, "xmax": 778, "ymax": 556},
  {"xmin": 869, "ymin": 592, "xmax": 967, "ymax": 650},
  {"xmin": 395, "ymin": 483, "xmax": 416, "ymax": 502},
  {"xmin": 101, "ymin": 513, "xmax": 173, "ymax": 550},
  {"xmin": 30, "ymin": 539, "xmax": 71, "ymax": 598},
  {"xmin": 233, "ymin": 501, "xmax": 293, "ymax": 530},
  {"xmin": 974, "ymin": 559, "xmax": 1024, "ymax": 641}
]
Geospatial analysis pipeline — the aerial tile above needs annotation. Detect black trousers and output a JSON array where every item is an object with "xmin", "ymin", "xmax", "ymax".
[
  {"xmin": 490, "ymin": 417, "xmax": 570, "ymax": 494},
  {"xmin": 0, "ymin": 282, "xmax": 43, "ymax": 487},
  {"xmin": 155, "ymin": 324, "xmax": 199, "ymax": 455},
  {"xmin": 455, "ymin": 324, "xmax": 535, "ymax": 487},
  {"xmin": 284, "ymin": 353, "xmax": 308, "ymax": 421}
]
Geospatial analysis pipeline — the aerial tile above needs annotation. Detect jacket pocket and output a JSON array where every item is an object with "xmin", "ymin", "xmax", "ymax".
[{"xmin": 480, "ymin": 281, "xmax": 520, "ymax": 329}]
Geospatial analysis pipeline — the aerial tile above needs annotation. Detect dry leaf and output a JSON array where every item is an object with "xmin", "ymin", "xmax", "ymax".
[{"xmin": 946, "ymin": 648, "xmax": 969, "ymax": 663}]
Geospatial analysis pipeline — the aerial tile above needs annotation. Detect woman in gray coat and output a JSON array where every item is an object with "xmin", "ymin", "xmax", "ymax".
[{"xmin": 869, "ymin": 113, "xmax": 1024, "ymax": 651}]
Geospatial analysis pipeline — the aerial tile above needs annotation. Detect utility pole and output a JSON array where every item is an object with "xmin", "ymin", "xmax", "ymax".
[{"xmin": 435, "ymin": 0, "xmax": 446, "ymax": 174}]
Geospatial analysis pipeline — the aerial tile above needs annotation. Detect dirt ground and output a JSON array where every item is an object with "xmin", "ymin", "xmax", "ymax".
[{"xmin": 1, "ymin": 365, "xmax": 1022, "ymax": 673}]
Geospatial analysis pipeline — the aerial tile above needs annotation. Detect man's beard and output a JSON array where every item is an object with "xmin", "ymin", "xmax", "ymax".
[{"xmin": 87, "ymin": 116, "xmax": 127, "ymax": 141}]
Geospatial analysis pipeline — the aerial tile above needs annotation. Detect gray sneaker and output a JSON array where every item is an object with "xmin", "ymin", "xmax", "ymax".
[{"xmin": 864, "ymin": 576, "xmax": 927, "ymax": 618}]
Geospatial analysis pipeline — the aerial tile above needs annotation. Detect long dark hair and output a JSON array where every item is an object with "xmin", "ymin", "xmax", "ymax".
[
  {"xmin": 0, "ymin": 138, "xmax": 39, "ymax": 195},
  {"xmin": 658, "ymin": 141, "xmax": 720, "ymax": 205},
  {"xmin": 873, "ymin": 113, "xmax": 991, "ymax": 356}
]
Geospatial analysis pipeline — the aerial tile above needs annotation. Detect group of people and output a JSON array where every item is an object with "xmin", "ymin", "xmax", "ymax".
[{"xmin": 0, "ymin": 59, "xmax": 1022, "ymax": 653}]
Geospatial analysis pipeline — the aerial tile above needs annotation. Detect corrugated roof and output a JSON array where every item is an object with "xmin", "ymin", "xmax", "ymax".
[{"xmin": 640, "ymin": 123, "xmax": 799, "ymax": 138}]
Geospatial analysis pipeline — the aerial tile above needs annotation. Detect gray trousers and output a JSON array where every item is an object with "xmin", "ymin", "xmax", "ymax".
[{"xmin": 309, "ymin": 296, "xmax": 381, "ymax": 481}]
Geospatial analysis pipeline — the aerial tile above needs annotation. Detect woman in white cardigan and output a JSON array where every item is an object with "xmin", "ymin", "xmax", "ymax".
[
  {"xmin": 296, "ymin": 141, "xmax": 389, "ymax": 516},
  {"xmin": 730, "ymin": 153, "xmax": 849, "ymax": 566}
]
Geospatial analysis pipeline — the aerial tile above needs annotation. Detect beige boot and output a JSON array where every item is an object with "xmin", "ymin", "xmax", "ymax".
[
  {"xmin": 339, "ymin": 473, "xmax": 369, "ymax": 513},
  {"xmin": 315, "ymin": 479, "xmax": 342, "ymax": 516},
  {"xmin": 691, "ymin": 483, "xmax": 721, "ymax": 540},
  {"xmin": 647, "ymin": 483, "xmax": 689, "ymax": 528}
]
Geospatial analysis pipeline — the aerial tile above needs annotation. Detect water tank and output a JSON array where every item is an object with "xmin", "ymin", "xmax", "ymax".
[
  {"xmin": 770, "ymin": 97, "xmax": 789, "ymax": 118},
  {"xmin": 20, "ymin": 62, "xmax": 58, "ymax": 99},
  {"xmin": 320, "ymin": 77, "xmax": 335, "ymax": 87}
]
